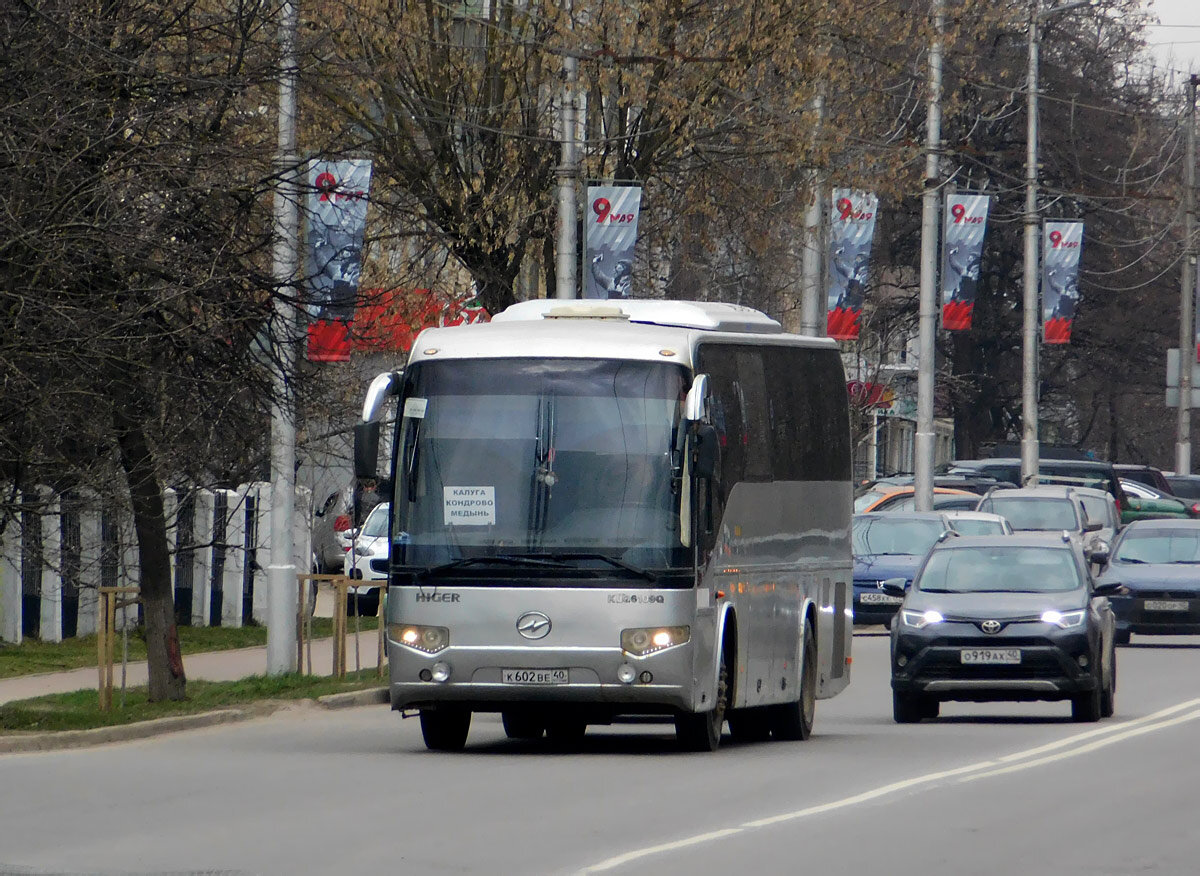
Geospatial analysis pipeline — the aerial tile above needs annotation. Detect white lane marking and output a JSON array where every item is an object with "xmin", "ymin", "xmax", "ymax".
[
  {"xmin": 576, "ymin": 698, "xmax": 1200, "ymax": 874},
  {"xmin": 962, "ymin": 707, "xmax": 1200, "ymax": 783},
  {"xmin": 581, "ymin": 829, "xmax": 742, "ymax": 873},
  {"xmin": 993, "ymin": 696, "xmax": 1200, "ymax": 764}
]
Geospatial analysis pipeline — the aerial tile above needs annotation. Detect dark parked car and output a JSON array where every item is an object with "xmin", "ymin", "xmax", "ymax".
[
  {"xmin": 851, "ymin": 512, "xmax": 956, "ymax": 626},
  {"xmin": 1096, "ymin": 519, "xmax": 1200, "ymax": 644},
  {"xmin": 1165, "ymin": 474, "xmax": 1200, "ymax": 500},
  {"xmin": 1113, "ymin": 464, "xmax": 1172, "ymax": 495},
  {"xmin": 946, "ymin": 457, "xmax": 1128, "ymax": 511},
  {"xmin": 887, "ymin": 534, "xmax": 1119, "ymax": 723}
]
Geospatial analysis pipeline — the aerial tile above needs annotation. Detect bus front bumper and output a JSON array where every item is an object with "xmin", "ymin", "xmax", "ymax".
[{"xmin": 387, "ymin": 640, "xmax": 695, "ymax": 713}]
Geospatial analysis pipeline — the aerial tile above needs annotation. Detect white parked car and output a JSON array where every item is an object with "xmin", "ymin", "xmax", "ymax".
[
  {"xmin": 940, "ymin": 510, "xmax": 1014, "ymax": 537},
  {"xmin": 343, "ymin": 502, "xmax": 389, "ymax": 615}
]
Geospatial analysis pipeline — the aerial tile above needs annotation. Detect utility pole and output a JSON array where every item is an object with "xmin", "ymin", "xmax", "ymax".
[
  {"xmin": 267, "ymin": 0, "xmax": 300, "ymax": 674},
  {"xmin": 1020, "ymin": 0, "xmax": 1042, "ymax": 486},
  {"xmin": 800, "ymin": 95, "xmax": 826, "ymax": 337},
  {"xmin": 914, "ymin": 0, "xmax": 944, "ymax": 512},
  {"xmin": 555, "ymin": 49, "xmax": 579, "ymax": 299},
  {"xmin": 1177, "ymin": 74, "xmax": 1198, "ymax": 475},
  {"xmin": 1022, "ymin": 0, "xmax": 1090, "ymax": 485}
]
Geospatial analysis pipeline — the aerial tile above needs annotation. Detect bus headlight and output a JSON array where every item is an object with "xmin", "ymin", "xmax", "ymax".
[
  {"xmin": 621, "ymin": 626, "xmax": 690, "ymax": 656},
  {"xmin": 389, "ymin": 624, "xmax": 449, "ymax": 653}
]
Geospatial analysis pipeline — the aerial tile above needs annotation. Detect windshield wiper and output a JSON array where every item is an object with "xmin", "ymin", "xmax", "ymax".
[
  {"xmin": 1118, "ymin": 558, "xmax": 1146, "ymax": 564},
  {"xmin": 416, "ymin": 555, "xmax": 574, "ymax": 582},
  {"xmin": 538, "ymin": 552, "xmax": 659, "ymax": 582}
]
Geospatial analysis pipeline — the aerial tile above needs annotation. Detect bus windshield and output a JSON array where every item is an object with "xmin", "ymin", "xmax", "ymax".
[{"xmin": 392, "ymin": 358, "xmax": 688, "ymax": 572}]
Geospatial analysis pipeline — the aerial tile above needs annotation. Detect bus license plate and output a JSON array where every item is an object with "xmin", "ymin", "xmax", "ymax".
[
  {"xmin": 1144, "ymin": 600, "xmax": 1188, "ymax": 612},
  {"xmin": 860, "ymin": 593, "xmax": 903, "ymax": 605},
  {"xmin": 960, "ymin": 649, "xmax": 1021, "ymax": 665},
  {"xmin": 502, "ymin": 669, "xmax": 568, "ymax": 685}
]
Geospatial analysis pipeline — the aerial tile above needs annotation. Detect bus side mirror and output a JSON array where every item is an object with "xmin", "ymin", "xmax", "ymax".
[
  {"xmin": 684, "ymin": 374, "xmax": 710, "ymax": 423},
  {"xmin": 354, "ymin": 421, "xmax": 380, "ymax": 481},
  {"xmin": 693, "ymin": 424, "xmax": 719, "ymax": 481}
]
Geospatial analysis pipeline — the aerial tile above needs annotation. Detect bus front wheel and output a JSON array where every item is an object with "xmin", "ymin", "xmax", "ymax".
[
  {"xmin": 419, "ymin": 708, "xmax": 471, "ymax": 751},
  {"xmin": 676, "ymin": 656, "xmax": 728, "ymax": 752}
]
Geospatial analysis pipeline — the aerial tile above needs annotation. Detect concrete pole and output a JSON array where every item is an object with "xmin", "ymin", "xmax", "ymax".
[
  {"xmin": 556, "ymin": 51, "xmax": 579, "ymax": 299},
  {"xmin": 1177, "ymin": 76, "xmax": 1197, "ymax": 475},
  {"xmin": 1021, "ymin": 0, "xmax": 1042, "ymax": 486},
  {"xmin": 801, "ymin": 95, "xmax": 826, "ymax": 337},
  {"xmin": 914, "ymin": 0, "xmax": 944, "ymax": 512},
  {"xmin": 267, "ymin": 0, "xmax": 299, "ymax": 674}
]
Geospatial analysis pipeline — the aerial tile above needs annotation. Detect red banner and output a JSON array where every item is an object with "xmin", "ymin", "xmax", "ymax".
[{"xmin": 306, "ymin": 289, "xmax": 490, "ymax": 361}]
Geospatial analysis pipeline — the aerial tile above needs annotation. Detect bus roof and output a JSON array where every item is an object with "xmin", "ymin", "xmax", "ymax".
[{"xmin": 409, "ymin": 300, "xmax": 835, "ymax": 367}]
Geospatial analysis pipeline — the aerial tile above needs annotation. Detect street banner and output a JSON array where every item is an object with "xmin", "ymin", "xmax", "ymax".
[
  {"xmin": 584, "ymin": 186, "xmax": 642, "ymax": 299},
  {"xmin": 940, "ymin": 193, "xmax": 991, "ymax": 330},
  {"xmin": 1041, "ymin": 221, "xmax": 1083, "ymax": 344},
  {"xmin": 826, "ymin": 189, "xmax": 878, "ymax": 340},
  {"xmin": 304, "ymin": 159, "xmax": 372, "ymax": 361}
]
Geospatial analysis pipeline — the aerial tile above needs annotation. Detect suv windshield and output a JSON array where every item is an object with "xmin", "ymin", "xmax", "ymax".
[
  {"xmin": 1115, "ymin": 529, "xmax": 1200, "ymax": 564},
  {"xmin": 978, "ymin": 497, "xmax": 1078, "ymax": 531},
  {"xmin": 852, "ymin": 516, "xmax": 945, "ymax": 556},
  {"xmin": 918, "ymin": 546, "xmax": 1082, "ymax": 593},
  {"xmin": 392, "ymin": 358, "xmax": 688, "ymax": 572}
]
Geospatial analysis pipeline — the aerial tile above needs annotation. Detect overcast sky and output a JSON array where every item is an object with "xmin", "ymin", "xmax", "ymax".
[{"xmin": 1142, "ymin": 0, "xmax": 1200, "ymax": 77}]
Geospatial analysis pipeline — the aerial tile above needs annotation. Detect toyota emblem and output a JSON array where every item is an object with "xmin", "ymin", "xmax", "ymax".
[
  {"xmin": 981, "ymin": 620, "xmax": 1002, "ymax": 635},
  {"xmin": 516, "ymin": 611, "xmax": 552, "ymax": 640}
]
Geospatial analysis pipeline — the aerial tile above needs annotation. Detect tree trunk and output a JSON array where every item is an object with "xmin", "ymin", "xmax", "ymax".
[{"xmin": 114, "ymin": 406, "xmax": 186, "ymax": 701}]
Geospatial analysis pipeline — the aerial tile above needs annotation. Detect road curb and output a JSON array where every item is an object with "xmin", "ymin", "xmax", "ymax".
[
  {"xmin": 0, "ymin": 708, "xmax": 255, "ymax": 754},
  {"xmin": 0, "ymin": 688, "xmax": 390, "ymax": 754},
  {"xmin": 317, "ymin": 687, "xmax": 389, "ymax": 709},
  {"xmin": 0, "ymin": 685, "xmax": 390, "ymax": 754}
]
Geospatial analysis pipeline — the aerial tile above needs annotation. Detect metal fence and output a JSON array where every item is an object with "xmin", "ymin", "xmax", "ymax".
[{"xmin": 0, "ymin": 483, "xmax": 312, "ymax": 644}]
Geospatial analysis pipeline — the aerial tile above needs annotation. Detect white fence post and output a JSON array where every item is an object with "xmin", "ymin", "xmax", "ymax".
[
  {"xmin": 191, "ymin": 490, "xmax": 215, "ymax": 626},
  {"xmin": 294, "ymin": 486, "xmax": 312, "ymax": 574},
  {"xmin": 249, "ymin": 481, "xmax": 270, "ymax": 625},
  {"xmin": 0, "ymin": 517, "xmax": 20, "ymax": 644},
  {"xmin": 222, "ymin": 486, "xmax": 250, "ymax": 628},
  {"xmin": 39, "ymin": 492, "xmax": 63, "ymax": 643},
  {"xmin": 77, "ymin": 500, "xmax": 102, "ymax": 637}
]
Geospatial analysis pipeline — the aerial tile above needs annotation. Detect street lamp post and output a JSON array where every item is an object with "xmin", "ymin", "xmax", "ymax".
[
  {"xmin": 914, "ymin": 0, "xmax": 944, "ymax": 512},
  {"xmin": 1021, "ymin": 0, "xmax": 1089, "ymax": 486}
]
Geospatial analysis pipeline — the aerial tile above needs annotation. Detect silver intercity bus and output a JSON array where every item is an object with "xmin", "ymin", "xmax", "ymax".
[{"xmin": 355, "ymin": 300, "xmax": 853, "ymax": 751}]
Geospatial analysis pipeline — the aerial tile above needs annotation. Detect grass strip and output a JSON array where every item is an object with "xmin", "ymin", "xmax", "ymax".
[
  {"xmin": 0, "ymin": 617, "xmax": 379, "ymax": 680},
  {"xmin": 0, "ymin": 671, "xmax": 384, "ymax": 733}
]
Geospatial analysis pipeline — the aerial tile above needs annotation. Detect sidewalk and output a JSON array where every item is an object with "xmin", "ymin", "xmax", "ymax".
[{"xmin": 0, "ymin": 628, "xmax": 385, "ymax": 706}]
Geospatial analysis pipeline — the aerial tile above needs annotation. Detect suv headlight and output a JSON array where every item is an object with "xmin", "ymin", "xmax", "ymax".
[
  {"xmin": 389, "ymin": 624, "xmax": 449, "ymax": 653},
  {"xmin": 621, "ymin": 626, "xmax": 690, "ymax": 656},
  {"xmin": 1041, "ymin": 609, "xmax": 1085, "ymax": 629},
  {"xmin": 900, "ymin": 609, "xmax": 944, "ymax": 629}
]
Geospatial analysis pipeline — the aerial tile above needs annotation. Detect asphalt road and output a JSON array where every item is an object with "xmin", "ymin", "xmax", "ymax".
[{"xmin": 3, "ymin": 630, "xmax": 1200, "ymax": 876}]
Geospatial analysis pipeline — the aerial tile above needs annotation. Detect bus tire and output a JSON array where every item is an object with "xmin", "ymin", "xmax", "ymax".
[
  {"xmin": 676, "ymin": 655, "xmax": 728, "ymax": 752},
  {"xmin": 772, "ymin": 624, "xmax": 817, "ymax": 741},
  {"xmin": 419, "ymin": 708, "xmax": 471, "ymax": 751},
  {"xmin": 502, "ymin": 710, "xmax": 545, "ymax": 740}
]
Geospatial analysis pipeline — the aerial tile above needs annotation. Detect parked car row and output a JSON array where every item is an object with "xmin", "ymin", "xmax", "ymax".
[{"xmin": 852, "ymin": 458, "xmax": 1200, "ymax": 725}]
